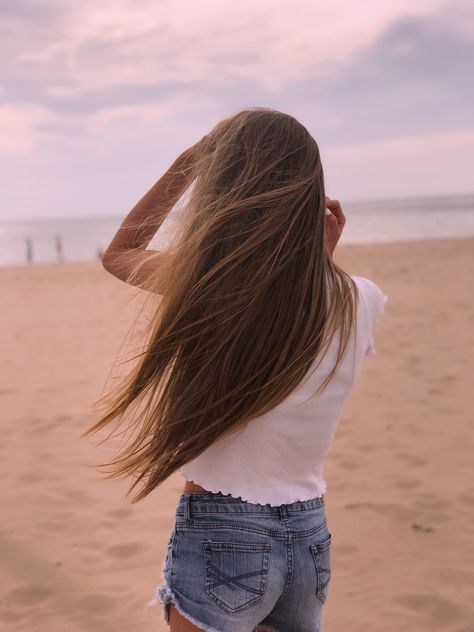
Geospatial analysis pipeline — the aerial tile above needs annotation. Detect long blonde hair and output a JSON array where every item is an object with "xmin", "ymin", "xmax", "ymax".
[{"xmin": 82, "ymin": 107, "xmax": 359, "ymax": 502}]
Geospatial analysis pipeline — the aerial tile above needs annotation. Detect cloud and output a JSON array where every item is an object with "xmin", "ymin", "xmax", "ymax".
[
  {"xmin": 0, "ymin": 0, "xmax": 60, "ymax": 24},
  {"xmin": 1, "ymin": 0, "xmax": 469, "ymax": 148},
  {"xmin": 0, "ymin": 104, "xmax": 55, "ymax": 155},
  {"xmin": 88, "ymin": 102, "xmax": 173, "ymax": 129},
  {"xmin": 284, "ymin": 1, "xmax": 474, "ymax": 147},
  {"xmin": 323, "ymin": 129, "xmax": 474, "ymax": 199},
  {"xmin": 2, "ymin": 0, "xmax": 446, "ymax": 105}
]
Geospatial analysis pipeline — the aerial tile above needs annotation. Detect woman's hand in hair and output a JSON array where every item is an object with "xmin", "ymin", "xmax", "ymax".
[
  {"xmin": 168, "ymin": 133, "xmax": 213, "ymax": 184},
  {"xmin": 324, "ymin": 197, "xmax": 346, "ymax": 256},
  {"xmin": 179, "ymin": 133, "xmax": 212, "ymax": 166}
]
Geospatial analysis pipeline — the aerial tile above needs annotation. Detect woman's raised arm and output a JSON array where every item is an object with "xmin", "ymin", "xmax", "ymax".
[{"xmin": 101, "ymin": 135, "xmax": 209, "ymax": 290}]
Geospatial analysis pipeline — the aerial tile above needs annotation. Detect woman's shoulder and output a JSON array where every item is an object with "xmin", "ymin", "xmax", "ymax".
[{"xmin": 350, "ymin": 274, "xmax": 384, "ymax": 295}]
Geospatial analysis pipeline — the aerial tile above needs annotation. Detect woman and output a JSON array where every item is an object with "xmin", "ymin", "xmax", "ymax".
[{"xmin": 83, "ymin": 107, "xmax": 388, "ymax": 631}]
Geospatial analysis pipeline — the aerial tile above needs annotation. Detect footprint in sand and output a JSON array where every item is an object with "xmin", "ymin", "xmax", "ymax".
[
  {"xmin": 54, "ymin": 414, "xmax": 73, "ymax": 423},
  {"xmin": 106, "ymin": 542, "xmax": 143, "ymax": 559},
  {"xmin": 81, "ymin": 554, "xmax": 104, "ymax": 565},
  {"xmin": 344, "ymin": 502, "xmax": 412, "ymax": 520},
  {"xmin": 333, "ymin": 543, "xmax": 359, "ymax": 556},
  {"xmin": 394, "ymin": 479, "xmax": 421, "ymax": 490},
  {"xmin": 440, "ymin": 373, "xmax": 458, "ymax": 384},
  {"xmin": 458, "ymin": 494, "xmax": 474, "ymax": 507},
  {"xmin": 427, "ymin": 565, "xmax": 474, "ymax": 584},
  {"xmin": 0, "ymin": 387, "xmax": 16, "ymax": 396},
  {"xmin": 337, "ymin": 460, "xmax": 361, "ymax": 471},
  {"xmin": 35, "ymin": 451, "xmax": 54, "ymax": 462},
  {"xmin": 326, "ymin": 480, "xmax": 346, "ymax": 491},
  {"xmin": 0, "ymin": 608, "xmax": 30, "ymax": 623},
  {"xmin": 39, "ymin": 510, "xmax": 75, "ymax": 527},
  {"xmin": 75, "ymin": 593, "xmax": 117, "ymax": 615},
  {"xmin": 107, "ymin": 508, "xmax": 133, "ymax": 519},
  {"xmin": 437, "ymin": 405, "xmax": 463, "ymax": 416},
  {"xmin": 36, "ymin": 520, "xmax": 67, "ymax": 532},
  {"xmin": 411, "ymin": 522, "xmax": 434, "ymax": 533},
  {"xmin": 18, "ymin": 471, "xmax": 44, "ymax": 483},
  {"xmin": 26, "ymin": 419, "xmax": 62, "ymax": 435},
  {"xmin": 5, "ymin": 584, "xmax": 51, "ymax": 607},
  {"xmin": 416, "ymin": 494, "xmax": 453, "ymax": 510},
  {"xmin": 395, "ymin": 593, "xmax": 464, "ymax": 624},
  {"xmin": 57, "ymin": 488, "xmax": 96, "ymax": 504},
  {"xmin": 394, "ymin": 453, "xmax": 427, "ymax": 467},
  {"xmin": 356, "ymin": 444, "xmax": 377, "ymax": 453}
]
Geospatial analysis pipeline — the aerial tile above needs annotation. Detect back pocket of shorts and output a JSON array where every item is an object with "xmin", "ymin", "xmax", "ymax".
[
  {"xmin": 202, "ymin": 540, "xmax": 271, "ymax": 614},
  {"xmin": 310, "ymin": 532, "xmax": 332, "ymax": 604}
]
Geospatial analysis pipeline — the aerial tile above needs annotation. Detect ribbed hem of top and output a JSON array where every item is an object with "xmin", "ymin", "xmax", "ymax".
[{"xmin": 178, "ymin": 469, "xmax": 326, "ymax": 507}]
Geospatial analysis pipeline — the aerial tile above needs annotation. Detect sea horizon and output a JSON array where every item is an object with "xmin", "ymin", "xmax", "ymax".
[{"xmin": 1, "ymin": 190, "xmax": 474, "ymax": 267}]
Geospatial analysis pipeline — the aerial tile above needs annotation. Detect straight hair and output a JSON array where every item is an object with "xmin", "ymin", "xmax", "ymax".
[{"xmin": 82, "ymin": 107, "xmax": 359, "ymax": 503}]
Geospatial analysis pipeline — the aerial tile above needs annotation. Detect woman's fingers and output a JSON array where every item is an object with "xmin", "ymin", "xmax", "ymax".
[
  {"xmin": 324, "ymin": 197, "xmax": 346, "ymax": 256},
  {"xmin": 325, "ymin": 198, "xmax": 346, "ymax": 227},
  {"xmin": 325, "ymin": 210, "xmax": 340, "ymax": 237}
]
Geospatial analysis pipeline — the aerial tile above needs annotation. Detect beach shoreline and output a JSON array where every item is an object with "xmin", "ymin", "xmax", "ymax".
[{"xmin": 1, "ymin": 233, "xmax": 473, "ymax": 271}]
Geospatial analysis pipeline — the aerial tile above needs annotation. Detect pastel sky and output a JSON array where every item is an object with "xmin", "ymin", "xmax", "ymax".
[{"xmin": 1, "ymin": 0, "xmax": 473, "ymax": 221}]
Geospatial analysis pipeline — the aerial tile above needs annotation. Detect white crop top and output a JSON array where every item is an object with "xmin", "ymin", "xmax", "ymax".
[{"xmin": 179, "ymin": 275, "xmax": 388, "ymax": 506}]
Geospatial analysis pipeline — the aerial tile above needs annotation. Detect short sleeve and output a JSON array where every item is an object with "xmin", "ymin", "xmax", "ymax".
[
  {"xmin": 365, "ymin": 294, "xmax": 388, "ymax": 355},
  {"xmin": 351, "ymin": 276, "xmax": 388, "ymax": 356}
]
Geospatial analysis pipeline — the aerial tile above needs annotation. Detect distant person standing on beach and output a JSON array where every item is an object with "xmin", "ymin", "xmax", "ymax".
[
  {"xmin": 25, "ymin": 237, "xmax": 33, "ymax": 264},
  {"xmin": 83, "ymin": 107, "xmax": 388, "ymax": 631},
  {"xmin": 55, "ymin": 234, "xmax": 64, "ymax": 263}
]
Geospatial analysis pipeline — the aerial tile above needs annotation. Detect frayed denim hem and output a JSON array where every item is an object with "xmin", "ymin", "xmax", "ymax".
[
  {"xmin": 155, "ymin": 582, "xmax": 281, "ymax": 632},
  {"xmin": 155, "ymin": 582, "xmax": 222, "ymax": 632}
]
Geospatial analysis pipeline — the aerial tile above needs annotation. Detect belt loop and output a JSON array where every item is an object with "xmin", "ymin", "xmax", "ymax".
[
  {"xmin": 184, "ymin": 494, "xmax": 191, "ymax": 522},
  {"xmin": 278, "ymin": 504, "xmax": 289, "ymax": 521}
]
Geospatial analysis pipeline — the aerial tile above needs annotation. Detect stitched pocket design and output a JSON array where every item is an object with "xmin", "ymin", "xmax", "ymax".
[
  {"xmin": 202, "ymin": 540, "xmax": 271, "ymax": 614},
  {"xmin": 310, "ymin": 532, "xmax": 332, "ymax": 604}
]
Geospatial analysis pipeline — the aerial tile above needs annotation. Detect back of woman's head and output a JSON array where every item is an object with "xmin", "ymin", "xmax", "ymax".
[
  {"xmin": 194, "ymin": 106, "xmax": 322, "ymax": 229},
  {"xmin": 83, "ymin": 106, "xmax": 359, "ymax": 502}
]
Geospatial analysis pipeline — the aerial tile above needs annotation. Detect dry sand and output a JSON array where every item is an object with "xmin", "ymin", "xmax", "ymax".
[{"xmin": 0, "ymin": 236, "xmax": 473, "ymax": 632}]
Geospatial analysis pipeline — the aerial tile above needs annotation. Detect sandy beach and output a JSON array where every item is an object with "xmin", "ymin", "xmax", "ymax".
[{"xmin": 1, "ymin": 235, "xmax": 473, "ymax": 632}]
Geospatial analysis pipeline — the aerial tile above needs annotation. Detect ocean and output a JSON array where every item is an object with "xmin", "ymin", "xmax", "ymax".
[{"xmin": 1, "ymin": 192, "xmax": 473, "ymax": 267}]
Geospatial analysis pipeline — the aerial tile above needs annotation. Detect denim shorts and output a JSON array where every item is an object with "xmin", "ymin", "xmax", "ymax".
[{"xmin": 155, "ymin": 490, "xmax": 331, "ymax": 632}]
